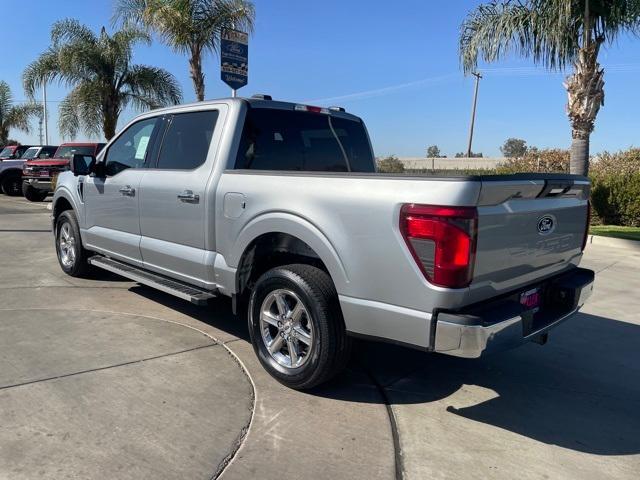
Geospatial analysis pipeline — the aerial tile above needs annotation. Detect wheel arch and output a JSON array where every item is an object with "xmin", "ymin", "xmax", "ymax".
[
  {"xmin": 52, "ymin": 189, "xmax": 80, "ymax": 227},
  {"xmin": 231, "ymin": 213, "xmax": 349, "ymax": 299}
]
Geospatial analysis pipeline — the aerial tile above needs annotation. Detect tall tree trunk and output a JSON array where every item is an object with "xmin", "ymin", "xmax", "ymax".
[
  {"xmin": 570, "ymin": 136, "xmax": 590, "ymax": 175},
  {"xmin": 102, "ymin": 100, "xmax": 119, "ymax": 141},
  {"xmin": 0, "ymin": 126, "xmax": 8, "ymax": 145},
  {"xmin": 189, "ymin": 48, "xmax": 205, "ymax": 102},
  {"xmin": 564, "ymin": 40, "xmax": 604, "ymax": 176}
]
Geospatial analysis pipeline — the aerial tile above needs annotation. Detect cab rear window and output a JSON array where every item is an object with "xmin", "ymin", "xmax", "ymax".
[{"xmin": 235, "ymin": 108, "xmax": 375, "ymax": 172}]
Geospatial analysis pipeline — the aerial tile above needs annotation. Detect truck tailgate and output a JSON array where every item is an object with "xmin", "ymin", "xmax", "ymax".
[{"xmin": 470, "ymin": 176, "xmax": 590, "ymax": 301}]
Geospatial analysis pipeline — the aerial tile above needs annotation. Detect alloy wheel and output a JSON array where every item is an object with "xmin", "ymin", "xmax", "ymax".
[
  {"xmin": 58, "ymin": 222, "xmax": 76, "ymax": 268},
  {"xmin": 259, "ymin": 289, "xmax": 314, "ymax": 369}
]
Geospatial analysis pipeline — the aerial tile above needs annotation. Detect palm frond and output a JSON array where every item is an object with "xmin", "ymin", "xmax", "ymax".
[
  {"xmin": 0, "ymin": 80, "xmax": 12, "ymax": 115},
  {"xmin": 51, "ymin": 18, "xmax": 97, "ymax": 48},
  {"xmin": 3, "ymin": 103, "xmax": 42, "ymax": 136},
  {"xmin": 460, "ymin": 0, "xmax": 640, "ymax": 74},
  {"xmin": 58, "ymin": 83, "xmax": 103, "ymax": 139},
  {"xmin": 121, "ymin": 64, "xmax": 183, "ymax": 110},
  {"xmin": 460, "ymin": 0, "xmax": 578, "ymax": 73}
]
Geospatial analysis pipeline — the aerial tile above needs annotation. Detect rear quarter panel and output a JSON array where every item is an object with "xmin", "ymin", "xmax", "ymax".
[{"xmin": 216, "ymin": 171, "xmax": 482, "ymax": 313}]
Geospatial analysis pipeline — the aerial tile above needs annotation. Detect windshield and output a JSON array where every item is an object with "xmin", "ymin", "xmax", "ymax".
[
  {"xmin": 21, "ymin": 147, "xmax": 40, "ymax": 159},
  {"xmin": 54, "ymin": 145, "xmax": 95, "ymax": 160},
  {"xmin": 0, "ymin": 147, "xmax": 16, "ymax": 158}
]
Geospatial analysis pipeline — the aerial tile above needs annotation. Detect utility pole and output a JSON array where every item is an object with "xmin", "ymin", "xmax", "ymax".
[
  {"xmin": 38, "ymin": 116, "xmax": 43, "ymax": 145},
  {"xmin": 42, "ymin": 83, "xmax": 49, "ymax": 145},
  {"xmin": 466, "ymin": 72, "xmax": 482, "ymax": 158}
]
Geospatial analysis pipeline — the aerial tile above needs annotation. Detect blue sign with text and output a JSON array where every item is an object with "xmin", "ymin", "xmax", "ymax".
[{"xmin": 221, "ymin": 28, "xmax": 248, "ymax": 90}]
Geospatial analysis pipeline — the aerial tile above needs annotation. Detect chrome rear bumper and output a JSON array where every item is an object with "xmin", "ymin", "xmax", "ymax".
[{"xmin": 434, "ymin": 267, "xmax": 595, "ymax": 358}]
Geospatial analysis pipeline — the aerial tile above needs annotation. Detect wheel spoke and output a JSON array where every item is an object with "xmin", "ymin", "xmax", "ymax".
[
  {"xmin": 261, "ymin": 310, "xmax": 280, "ymax": 327},
  {"xmin": 274, "ymin": 292, "xmax": 289, "ymax": 316},
  {"xmin": 287, "ymin": 337, "xmax": 299, "ymax": 366},
  {"xmin": 290, "ymin": 302, "xmax": 304, "ymax": 322},
  {"xmin": 268, "ymin": 335, "xmax": 285, "ymax": 354},
  {"xmin": 293, "ymin": 326, "xmax": 312, "ymax": 346}
]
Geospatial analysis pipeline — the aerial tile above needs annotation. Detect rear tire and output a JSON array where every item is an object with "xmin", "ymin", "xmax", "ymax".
[
  {"xmin": 55, "ymin": 210, "xmax": 91, "ymax": 277},
  {"xmin": 22, "ymin": 183, "xmax": 48, "ymax": 202},
  {"xmin": 248, "ymin": 264, "xmax": 351, "ymax": 390},
  {"xmin": 1, "ymin": 173, "xmax": 22, "ymax": 196}
]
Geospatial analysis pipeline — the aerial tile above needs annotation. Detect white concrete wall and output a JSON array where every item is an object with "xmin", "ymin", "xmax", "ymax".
[{"xmin": 397, "ymin": 157, "xmax": 505, "ymax": 170}]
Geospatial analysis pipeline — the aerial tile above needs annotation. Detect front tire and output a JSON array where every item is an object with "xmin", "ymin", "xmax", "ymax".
[
  {"xmin": 55, "ymin": 210, "xmax": 91, "ymax": 277},
  {"xmin": 248, "ymin": 264, "xmax": 351, "ymax": 390},
  {"xmin": 1, "ymin": 173, "xmax": 22, "ymax": 196},
  {"xmin": 22, "ymin": 183, "xmax": 48, "ymax": 202}
]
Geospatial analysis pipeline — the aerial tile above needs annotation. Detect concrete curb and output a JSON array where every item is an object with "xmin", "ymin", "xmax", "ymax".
[{"xmin": 587, "ymin": 234, "xmax": 640, "ymax": 251}]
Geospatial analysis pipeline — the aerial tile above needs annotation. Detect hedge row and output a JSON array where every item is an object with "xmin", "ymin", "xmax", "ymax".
[
  {"xmin": 590, "ymin": 149, "xmax": 640, "ymax": 227},
  {"xmin": 382, "ymin": 148, "xmax": 639, "ymax": 227},
  {"xmin": 494, "ymin": 148, "xmax": 639, "ymax": 226}
]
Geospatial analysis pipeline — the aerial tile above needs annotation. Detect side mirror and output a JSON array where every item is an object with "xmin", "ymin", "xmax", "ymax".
[
  {"xmin": 70, "ymin": 154, "xmax": 94, "ymax": 176},
  {"xmin": 90, "ymin": 159, "xmax": 106, "ymax": 178}
]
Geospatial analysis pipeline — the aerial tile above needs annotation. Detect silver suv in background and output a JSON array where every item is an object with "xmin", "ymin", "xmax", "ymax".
[{"xmin": 51, "ymin": 96, "xmax": 594, "ymax": 389}]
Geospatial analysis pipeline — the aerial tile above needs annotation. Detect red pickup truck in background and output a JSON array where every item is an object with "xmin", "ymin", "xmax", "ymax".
[{"xmin": 22, "ymin": 143, "xmax": 105, "ymax": 201}]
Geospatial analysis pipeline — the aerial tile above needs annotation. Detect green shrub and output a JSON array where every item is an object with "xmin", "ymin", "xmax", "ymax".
[
  {"xmin": 590, "ymin": 149, "xmax": 640, "ymax": 227},
  {"xmin": 496, "ymin": 148, "xmax": 570, "ymax": 174},
  {"xmin": 376, "ymin": 155, "xmax": 405, "ymax": 173}
]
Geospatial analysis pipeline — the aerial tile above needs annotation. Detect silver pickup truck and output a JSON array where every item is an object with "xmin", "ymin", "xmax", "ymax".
[{"xmin": 51, "ymin": 96, "xmax": 595, "ymax": 389}]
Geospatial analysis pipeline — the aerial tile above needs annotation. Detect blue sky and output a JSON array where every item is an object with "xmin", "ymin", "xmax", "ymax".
[{"xmin": 2, "ymin": 0, "xmax": 639, "ymax": 157}]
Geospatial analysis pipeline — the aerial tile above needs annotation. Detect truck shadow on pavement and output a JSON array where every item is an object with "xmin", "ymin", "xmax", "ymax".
[
  {"xmin": 344, "ymin": 312, "xmax": 640, "ymax": 457},
  {"xmin": 129, "ymin": 285, "xmax": 639, "ymax": 457}
]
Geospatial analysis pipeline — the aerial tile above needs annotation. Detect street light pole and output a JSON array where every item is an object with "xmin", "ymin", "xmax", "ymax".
[
  {"xmin": 466, "ymin": 71, "xmax": 482, "ymax": 158},
  {"xmin": 42, "ymin": 83, "xmax": 48, "ymax": 145}
]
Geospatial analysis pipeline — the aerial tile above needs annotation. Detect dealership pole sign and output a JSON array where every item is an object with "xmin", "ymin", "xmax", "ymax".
[{"xmin": 220, "ymin": 28, "xmax": 248, "ymax": 95}]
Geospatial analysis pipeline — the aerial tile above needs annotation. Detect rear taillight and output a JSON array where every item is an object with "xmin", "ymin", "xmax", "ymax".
[
  {"xmin": 581, "ymin": 201, "xmax": 591, "ymax": 251},
  {"xmin": 400, "ymin": 204, "xmax": 478, "ymax": 289}
]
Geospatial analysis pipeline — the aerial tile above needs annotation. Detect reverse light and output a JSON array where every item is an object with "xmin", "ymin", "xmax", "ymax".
[{"xmin": 400, "ymin": 204, "xmax": 478, "ymax": 289}]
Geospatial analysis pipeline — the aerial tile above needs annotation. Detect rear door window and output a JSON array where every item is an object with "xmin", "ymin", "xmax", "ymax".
[
  {"xmin": 235, "ymin": 108, "xmax": 374, "ymax": 172},
  {"xmin": 155, "ymin": 110, "xmax": 218, "ymax": 170}
]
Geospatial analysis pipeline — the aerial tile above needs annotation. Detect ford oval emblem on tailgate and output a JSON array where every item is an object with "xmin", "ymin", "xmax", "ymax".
[{"xmin": 537, "ymin": 215, "xmax": 556, "ymax": 235}]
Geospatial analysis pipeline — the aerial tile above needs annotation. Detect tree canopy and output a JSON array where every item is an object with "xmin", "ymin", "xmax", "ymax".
[
  {"xmin": 0, "ymin": 80, "xmax": 42, "ymax": 145},
  {"xmin": 23, "ymin": 19, "xmax": 182, "ymax": 140}
]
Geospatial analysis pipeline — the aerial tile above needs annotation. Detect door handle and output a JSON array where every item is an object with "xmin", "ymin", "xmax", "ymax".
[
  {"xmin": 177, "ymin": 190, "xmax": 199, "ymax": 203},
  {"xmin": 119, "ymin": 185, "xmax": 135, "ymax": 197}
]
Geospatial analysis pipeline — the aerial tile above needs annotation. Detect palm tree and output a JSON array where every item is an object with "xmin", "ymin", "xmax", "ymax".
[
  {"xmin": 0, "ymin": 81, "xmax": 42, "ymax": 145},
  {"xmin": 114, "ymin": 0, "xmax": 255, "ymax": 101},
  {"xmin": 23, "ymin": 19, "xmax": 182, "ymax": 141},
  {"xmin": 460, "ymin": 0, "xmax": 640, "ymax": 175}
]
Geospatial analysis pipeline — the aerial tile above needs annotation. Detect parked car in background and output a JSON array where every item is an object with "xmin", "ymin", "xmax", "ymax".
[
  {"xmin": 22, "ymin": 142, "xmax": 105, "ymax": 201},
  {"xmin": 0, "ymin": 144, "xmax": 32, "ymax": 160},
  {"xmin": 51, "ymin": 97, "xmax": 594, "ymax": 390},
  {"xmin": 0, "ymin": 145, "xmax": 58, "ymax": 195}
]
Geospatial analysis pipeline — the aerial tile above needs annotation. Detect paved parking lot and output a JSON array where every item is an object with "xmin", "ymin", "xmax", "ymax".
[{"xmin": 0, "ymin": 194, "xmax": 638, "ymax": 479}]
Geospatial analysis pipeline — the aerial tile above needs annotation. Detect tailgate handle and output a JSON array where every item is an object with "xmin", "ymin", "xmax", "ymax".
[{"xmin": 538, "ymin": 181, "xmax": 572, "ymax": 198}]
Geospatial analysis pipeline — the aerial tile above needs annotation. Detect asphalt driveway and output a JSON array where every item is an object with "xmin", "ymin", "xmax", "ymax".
[{"xmin": 0, "ymin": 194, "xmax": 638, "ymax": 479}]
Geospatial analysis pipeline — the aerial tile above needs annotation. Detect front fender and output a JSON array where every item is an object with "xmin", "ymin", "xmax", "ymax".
[
  {"xmin": 52, "ymin": 178, "xmax": 83, "ymax": 228},
  {"xmin": 228, "ymin": 212, "xmax": 350, "ymax": 292}
]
